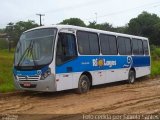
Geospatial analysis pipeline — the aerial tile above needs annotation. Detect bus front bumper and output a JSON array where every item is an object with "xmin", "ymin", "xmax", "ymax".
[{"xmin": 14, "ymin": 75, "xmax": 57, "ymax": 92}]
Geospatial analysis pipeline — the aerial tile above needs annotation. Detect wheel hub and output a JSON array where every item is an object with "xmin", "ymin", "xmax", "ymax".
[{"xmin": 81, "ymin": 81, "xmax": 87, "ymax": 89}]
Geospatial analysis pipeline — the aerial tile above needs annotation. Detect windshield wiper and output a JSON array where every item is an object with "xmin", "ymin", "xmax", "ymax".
[
  {"xmin": 29, "ymin": 40, "xmax": 37, "ymax": 67},
  {"xmin": 17, "ymin": 40, "xmax": 34, "ymax": 67}
]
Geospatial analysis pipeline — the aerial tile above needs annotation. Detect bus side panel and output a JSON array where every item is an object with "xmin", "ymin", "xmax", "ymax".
[
  {"xmin": 56, "ymin": 56, "xmax": 130, "ymax": 91},
  {"xmin": 135, "ymin": 66, "xmax": 150, "ymax": 78},
  {"xmin": 106, "ymin": 68, "xmax": 129, "ymax": 83},
  {"xmin": 72, "ymin": 72, "xmax": 83, "ymax": 89},
  {"xmin": 56, "ymin": 72, "xmax": 82, "ymax": 91},
  {"xmin": 91, "ymin": 70, "xmax": 106, "ymax": 85},
  {"xmin": 132, "ymin": 56, "xmax": 151, "ymax": 78},
  {"xmin": 56, "ymin": 73, "xmax": 73, "ymax": 91},
  {"xmin": 55, "ymin": 55, "xmax": 150, "ymax": 91}
]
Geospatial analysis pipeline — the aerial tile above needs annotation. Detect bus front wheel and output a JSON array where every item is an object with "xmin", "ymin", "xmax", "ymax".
[
  {"xmin": 128, "ymin": 70, "xmax": 135, "ymax": 84},
  {"xmin": 76, "ymin": 75, "xmax": 90, "ymax": 94}
]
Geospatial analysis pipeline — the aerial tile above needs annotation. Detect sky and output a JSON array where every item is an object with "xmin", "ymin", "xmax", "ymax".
[{"xmin": 0, "ymin": 0, "xmax": 160, "ymax": 28}]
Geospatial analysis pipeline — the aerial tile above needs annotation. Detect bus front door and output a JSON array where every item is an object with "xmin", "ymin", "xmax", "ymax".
[{"xmin": 56, "ymin": 32, "xmax": 77, "ymax": 91}]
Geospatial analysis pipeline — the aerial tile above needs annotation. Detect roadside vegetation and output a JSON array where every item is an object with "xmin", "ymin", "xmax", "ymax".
[
  {"xmin": 0, "ymin": 39, "xmax": 8, "ymax": 49},
  {"xmin": 0, "ymin": 50, "xmax": 14, "ymax": 92},
  {"xmin": 150, "ymin": 45, "xmax": 160, "ymax": 77}
]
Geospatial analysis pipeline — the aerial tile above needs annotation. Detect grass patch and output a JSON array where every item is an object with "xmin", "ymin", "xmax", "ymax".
[
  {"xmin": 150, "ymin": 46, "xmax": 160, "ymax": 77},
  {"xmin": 0, "ymin": 39, "xmax": 8, "ymax": 50},
  {"xmin": 151, "ymin": 60, "xmax": 160, "ymax": 77},
  {"xmin": 0, "ymin": 50, "xmax": 15, "ymax": 93}
]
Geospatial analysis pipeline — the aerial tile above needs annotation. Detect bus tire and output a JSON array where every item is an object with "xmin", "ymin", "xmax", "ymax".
[
  {"xmin": 128, "ymin": 70, "xmax": 135, "ymax": 84},
  {"xmin": 76, "ymin": 75, "xmax": 90, "ymax": 94}
]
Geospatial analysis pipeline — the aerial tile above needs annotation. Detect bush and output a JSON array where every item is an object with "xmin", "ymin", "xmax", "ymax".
[
  {"xmin": 151, "ymin": 45, "xmax": 160, "ymax": 60},
  {"xmin": 0, "ymin": 50, "xmax": 15, "ymax": 92},
  {"xmin": 150, "ymin": 45, "xmax": 160, "ymax": 77},
  {"xmin": 151, "ymin": 60, "xmax": 160, "ymax": 77},
  {"xmin": 0, "ymin": 39, "xmax": 8, "ymax": 50}
]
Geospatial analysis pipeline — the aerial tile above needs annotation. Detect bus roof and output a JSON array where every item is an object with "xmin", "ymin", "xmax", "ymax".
[{"xmin": 24, "ymin": 25, "xmax": 148, "ymax": 40}]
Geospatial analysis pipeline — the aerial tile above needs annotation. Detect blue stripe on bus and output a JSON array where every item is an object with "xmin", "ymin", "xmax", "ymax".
[
  {"xmin": 56, "ymin": 56, "xmax": 150, "ymax": 74},
  {"xmin": 132, "ymin": 56, "xmax": 150, "ymax": 67},
  {"xmin": 13, "ymin": 56, "xmax": 150, "ymax": 75},
  {"xmin": 13, "ymin": 66, "xmax": 49, "ymax": 76}
]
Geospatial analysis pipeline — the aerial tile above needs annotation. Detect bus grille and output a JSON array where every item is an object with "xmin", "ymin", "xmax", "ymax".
[{"xmin": 17, "ymin": 75, "xmax": 40, "ymax": 81}]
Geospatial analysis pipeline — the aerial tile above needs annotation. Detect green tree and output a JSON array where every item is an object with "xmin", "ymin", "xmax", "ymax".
[
  {"xmin": 60, "ymin": 18, "xmax": 86, "ymax": 27},
  {"xmin": 88, "ymin": 21, "xmax": 114, "ymax": 31},
  {"xmin": 14, "ymin": 20, "xmax": 38, "ymax": 43},
  {"xmin": 114, "ymin": 26, "xmax": 128, "ymax": 33},
  {"xmin": 5, "ymin": 20, "xmax": 38, "ymax": 47},
  {"xmin": 5, "ymin": 22, "xmax": 15, "ymax": 52},
  {"xmin": 127, "ymin": 11, "xmax": 160, "ymax": 45},
  {"xmin": 0, "ymin": 28, "xmax": 5, "ymax": 33}
]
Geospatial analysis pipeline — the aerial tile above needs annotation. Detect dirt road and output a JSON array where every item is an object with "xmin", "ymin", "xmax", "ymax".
[{"xmin": 0, "ymin": 78, "xmax": 160, "ymax": 120}]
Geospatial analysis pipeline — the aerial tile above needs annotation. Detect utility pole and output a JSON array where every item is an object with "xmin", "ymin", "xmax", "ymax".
[
  {"xmin": 6, "ymin": 36, "xmax": 11, "ymax": 52},
  {"xmin": 6, "ymin": 25, "xmax": 14, "ymax": 52},
  {"xmin": 95, "ymin": 12, "xmax": 98, "ymax": 24},
  {"xmin": 36, "ymin": 14, "xmax": 45, "ymax": 26}
]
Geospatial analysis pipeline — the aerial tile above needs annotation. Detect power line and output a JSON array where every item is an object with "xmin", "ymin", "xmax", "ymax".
[
  {"xmin": 1, "ymin": 0, "xmax": 109, "ymax": 28},
  {"xmin": 36, "ymin": 14, "xmax": 45, "ymax": 26},
  {"xmin": 95, "ymin": 13, "xmax": 98, "ymax": 23},
  {"xmin": 85, "ymin": 1, "xmax": 160, "ymax": 21},
  {"xmin": 1, "ymin": 1, "xmax": 160, "ymax": 28},
  {"xmin": 44, "ymin": 0, "xmax": 110, "ymax": 14}
]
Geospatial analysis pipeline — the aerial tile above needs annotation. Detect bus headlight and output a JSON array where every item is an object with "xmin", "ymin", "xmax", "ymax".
[{"xmin": 40, "ymin": 68, "xmax": 51, "ymax": 80}]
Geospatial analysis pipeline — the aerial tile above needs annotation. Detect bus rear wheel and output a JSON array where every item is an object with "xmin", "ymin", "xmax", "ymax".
[
  {"xmin": 76, "ymin": 75, "xmax": 90, "ymax": 94},
  {"xmin": 128, "ymin": 70, "xmax": 135, "ymax": 84}
]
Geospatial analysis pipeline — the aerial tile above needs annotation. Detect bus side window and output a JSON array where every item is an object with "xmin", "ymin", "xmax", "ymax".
[
  {"xmin": 100, "ymin": 34, "xmax": 117, "ymax": 55},
  {"xmin": 56, "ymin": 33, "xmax": 77, "ymax": 66},
  {"xmin": 132, "ymin": 38, "xmax": 144, "ymax": 55},
  {"xmin": 132, "ymin": 39, "xmax": 139, "ymax": 55},
  {"xmin": 117, "ymin": 37, "xmax": 131, "ymax": 55},
  {"xmin": 143, "ymin": 40, "xmax": 149, "ymax": 55},
  {"xmin": 77, "ymin": 31, "xmax": 100, "ymax": 55}
]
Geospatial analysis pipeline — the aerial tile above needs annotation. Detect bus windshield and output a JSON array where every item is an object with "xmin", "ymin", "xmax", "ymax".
[{"xmin": 14, "ymin": 28, "xmax": 57, "ymax": 70}]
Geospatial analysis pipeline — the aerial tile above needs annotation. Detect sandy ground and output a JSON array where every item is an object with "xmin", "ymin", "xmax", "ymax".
[{"xmin": 0, "ymin": 77, "xmax": 160, "ymax": 120}]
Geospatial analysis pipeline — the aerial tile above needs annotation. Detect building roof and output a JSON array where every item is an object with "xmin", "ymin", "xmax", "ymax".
[{"xmin": 0, "ymin": 33, "xmax": 7, "ymax": 38}]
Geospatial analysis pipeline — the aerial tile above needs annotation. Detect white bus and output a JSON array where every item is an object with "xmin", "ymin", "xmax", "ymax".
[{"xmin": 13, "ymin": 25, "xmax": 151, "ymax": 93}]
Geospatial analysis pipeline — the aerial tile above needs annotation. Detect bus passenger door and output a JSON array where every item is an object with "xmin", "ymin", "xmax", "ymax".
[{"xmin": 56, "ymin": 32, "xmax": 77, "ymax": 91}]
